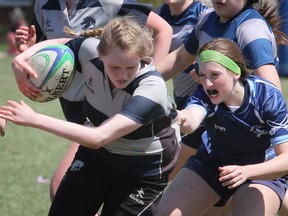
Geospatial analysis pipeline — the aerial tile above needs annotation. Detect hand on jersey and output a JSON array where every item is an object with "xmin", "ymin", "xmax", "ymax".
[
  {"xmin": 189, "ymin": 68, "xmax": 200, "ymax": 84},
  {"xmin": 218, "ymin": 165, "xmax": 249, "ymax": 189}
]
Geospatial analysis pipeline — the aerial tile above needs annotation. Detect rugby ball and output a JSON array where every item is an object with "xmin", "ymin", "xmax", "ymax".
[{"xmin": 27, "ymin": 44, "xmax": 75, "ymax": 102}]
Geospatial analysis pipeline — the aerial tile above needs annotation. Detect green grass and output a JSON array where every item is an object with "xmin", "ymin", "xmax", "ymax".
[
  {"xmin": 0, "ymin": 55, "xmax": 70, "ymax": 215},
  {"xmin": 1, "ymin": 44, "xmax": 288, "ymax": 215}
]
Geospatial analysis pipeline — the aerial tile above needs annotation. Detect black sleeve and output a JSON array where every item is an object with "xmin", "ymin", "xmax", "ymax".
[
  {"xmin": 31, "ymin": 14, "xmax": 47, "ymax": 42},
  {"xmin": 117, "ymin": 3, "xmax": 153, "ymax": 25},
  {"xmin": 64, "ymin": 38, "xmax": 86, "ymax": 73}
]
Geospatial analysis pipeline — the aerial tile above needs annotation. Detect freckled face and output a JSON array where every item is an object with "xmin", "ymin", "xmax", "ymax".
[
  {"xmin": 199, "ymin": 61, "xmax": 237, "ymax": 105},
  {"xmin": 100, "ymin": 48, "xmax": 140, "ymax": 89}
]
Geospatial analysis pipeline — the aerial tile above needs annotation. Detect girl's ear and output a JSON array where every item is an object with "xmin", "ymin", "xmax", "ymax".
[
  {"xmin": 233, "ymin": 73, "xmax": 241, "ymax": 80},
  {"xmin": 229, "ymin": 70, "xmax": 241, "ymax": 80}
]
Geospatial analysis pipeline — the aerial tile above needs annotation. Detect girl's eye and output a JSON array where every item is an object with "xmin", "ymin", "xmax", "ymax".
[
  {"xmin": 212, "ymin": 73, "xmax": 219, "ymax": 78},
  {"xmin": 198, "ymin": 73, "xmax": 205, "ymax": 79}
]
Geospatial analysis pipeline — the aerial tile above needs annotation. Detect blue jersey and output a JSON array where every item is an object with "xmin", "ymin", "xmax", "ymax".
[
  {"xmin": 185, "ymin": 6, "xmax": 278, "ymax": 70},
  {"xmin": 186, "ymin": 76, "xmax": 288, "ymax": 165},
  {"xmin": 155, "ymin": 2, "xmax": 207, "ymax": 109},
  {"xmin": 65, "ymin": 38, "xmax": 180, "ymax": 178}
]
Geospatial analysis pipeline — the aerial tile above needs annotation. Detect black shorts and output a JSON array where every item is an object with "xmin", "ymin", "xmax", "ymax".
[
  {"xmin": 49, "ymin": 147, "xmax": 168, "ymax": 216},
  {"xmin": 59, "ymin": 97, "xmax": 86, "ymax": 124},
  {"xmin": 184, "ymin": 147, "xmax": 288, "ymax": 207}
]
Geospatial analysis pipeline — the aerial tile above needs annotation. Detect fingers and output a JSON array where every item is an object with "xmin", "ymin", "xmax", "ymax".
[
  {"xmin": 0, "ymin": 107, "xmax": 14, "ymax": 123},
  {"xmin": 15, "ymin": 73, "xmax": 41, "ymax": 99},
  {"xmin": 19, "ymin": 81, "xmax": 41, "ymax": 99},
  {"xmin": 15, "ymin": 26, "xmax": 30, "ymax": 48},
  {"xmin": 0, "ymin": 118, "xmax": 5, "ymax": 137},
  {"xmin": 218, "ymin": 166, "xmax": 246, "ymax": 189},
  {"xmin": 0, "ymin": 130, "xmax": 5, "ymax": 137},
  {"xmin": 6, "ymin": 100, "xmax": 20, "ymax": 107},
  {"xmin": 11, "ymin": 58, "xmax": 42, "ymax": 99},
  {"xmin": 14, "ymin": 25, "xmax": 36, "ymax": 53},
  {"xmin": 177, "ymin": 111, "xmax": 186, "ymax": 125},
  {"xmin": 189, "ymin": 69, "xmax": 200, "ymax": 83},
  {"xmin": 30, "ymin": 25, "xmax": 37, "ymax": 39}
]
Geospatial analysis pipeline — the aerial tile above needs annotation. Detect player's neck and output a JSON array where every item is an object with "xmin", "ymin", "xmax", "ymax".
[
  {"xmin": 169, "ymin": 0, "xmax": 194, "ymax": 16},
  {"xmin": 66, "ymin": 0, "xmax": 72, "ymax": 11}
]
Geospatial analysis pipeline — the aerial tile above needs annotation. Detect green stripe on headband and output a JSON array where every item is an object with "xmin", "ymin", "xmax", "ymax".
[{"xmin": 199, "ymin": 50, "xmax": 241, "ymax": 75}]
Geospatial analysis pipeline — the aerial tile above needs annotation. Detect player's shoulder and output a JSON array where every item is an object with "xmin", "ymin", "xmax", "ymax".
[
  {"xmin": 237, "ymin": 6, "xmax": 266, "ymax": 22},
  {"xmin": 35, "ymin": 0, "xmax": 60, "ymax": 10},
  {"xmin": 246, "ymin": 75, "xmax": 281, "ymax": 100},
  {"xmin": 196, "ymin": 8, "xmax": 215, "ymax": 28}
]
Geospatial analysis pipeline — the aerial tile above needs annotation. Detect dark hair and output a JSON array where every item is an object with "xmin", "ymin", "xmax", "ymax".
[{"xmin": 198, "ymin": 38, "xmax": 250, "ymax": 80}]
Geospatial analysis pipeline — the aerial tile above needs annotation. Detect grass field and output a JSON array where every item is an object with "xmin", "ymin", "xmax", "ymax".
[
  {"xmin": 0, "ymin": 54, "xmax": 71, "ymax": 215},
  {"xmin": 1, "ymin": 45, "xmax": 288, "ymax": 215}
]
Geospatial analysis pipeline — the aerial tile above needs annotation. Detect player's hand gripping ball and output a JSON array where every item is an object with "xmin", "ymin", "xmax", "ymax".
[{"xmin": 27, "ymin": 44, "xmax": 75, "ymax": 102}]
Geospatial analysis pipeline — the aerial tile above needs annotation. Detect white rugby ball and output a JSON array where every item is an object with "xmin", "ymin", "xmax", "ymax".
[{"xmin": 27, "ymin": 44, "xmax": 75, "ymax": 102}]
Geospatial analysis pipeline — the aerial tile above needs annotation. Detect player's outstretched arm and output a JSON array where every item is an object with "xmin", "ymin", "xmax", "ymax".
[
  {"xmin": 177, "ymin": 106, "xmax": 205, "ymax": 134},
  {"xmin": 0, "ymin": 100, "xmax": 142, "ymax": 149},
  {"xmin": 146, "ymin": 11, "xmax": 172, "ymax": 65}
]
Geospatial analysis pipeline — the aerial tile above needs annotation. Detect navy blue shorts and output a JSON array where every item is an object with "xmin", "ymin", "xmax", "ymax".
[
  {"xmin": 49, "ymin": 147, "xmax": 168, "ymax": 216},
  {"xmin": 184, "ymin": 147, "xmax": 288, "ymax": 207}
]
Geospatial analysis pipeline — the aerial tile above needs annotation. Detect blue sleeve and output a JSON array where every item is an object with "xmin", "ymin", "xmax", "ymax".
[
  {"xmin": 242, "ymin": 39, "xmax": 276, "ymax": 69},
  {"xmin": 263, "ymin": 90, "xmax": 288, "ymax": 146},
  {"xmin": 184, "ymin": 29, "xmax": 199, "ymax": 55},
  {"xmin": 64, "ymin": 38, "xmax": 86, "ymax": 73},
  {"xmin": 185, "ymin": 85, "xmax": 211, "ymax": 115}
]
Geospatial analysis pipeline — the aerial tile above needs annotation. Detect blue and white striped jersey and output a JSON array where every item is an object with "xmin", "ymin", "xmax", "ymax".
[
  {"xmin": 185, "ymin": 6, "xmax": 278, "ymax": 70},
  {"xmin": 32, "ymin": 0, "xmax": 152, "ymax": 123},
  {"xmin": 186, "ymin": 76, "xmax": 288, "ymax": 165},
  {"xmin": 65, "ymin": 37, "xmax": 180, "ymax": 178}
]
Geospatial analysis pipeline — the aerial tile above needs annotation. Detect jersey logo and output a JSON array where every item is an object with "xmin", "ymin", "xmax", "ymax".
[
  {"xmin": 136, "ymin": 188, "xmax": 145, "ymax": 198},
  {"xmin": 267, "ymin": 114, "xmax": 288, "ymax": 135},
  {"xmin": 44, "ymin": 19, "xmax": 54, "ymax": 33},
  {"xmin": 250, "ymin": 125, "xmax": 267, "ymax": 137},
  {"xmin": 214, "ymin": 123, "xmax": 226, "ymax": 132},
  {"xmin": 45, "ymin": 19, "xmax": 51, "ymax": 27},
  {"xmin": 81, "ymin": 16, "xmax": 97, "ymax": 30},
  {"xmin": 84, "ymin": 76, "xmax": 95, "ymax": 94},
  {"xmin": 69, "ymin": 160, "xmax": 84, "ymax": 171},
  {"xmin": 129, "ymin": 188, "xmax": 145, "ymax": 205}
]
